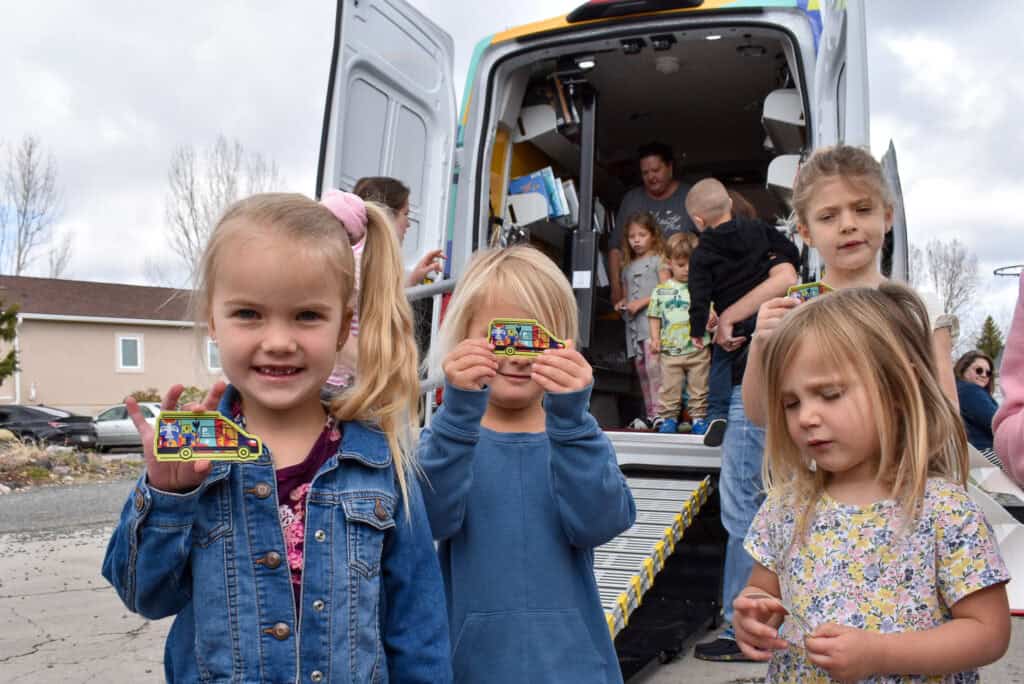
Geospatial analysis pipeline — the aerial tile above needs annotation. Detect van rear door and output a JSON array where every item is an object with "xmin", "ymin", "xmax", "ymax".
[
  {"xmin": 880, "ymin": 141, "xmax": 908, "ymax": 281},
  {"xmin": 316, "ymin": 0, "xmax": 456, "ymax": 268},
  {"xmin": 812, "ymin": 0, "xmax": 869, "ymax": 147}
]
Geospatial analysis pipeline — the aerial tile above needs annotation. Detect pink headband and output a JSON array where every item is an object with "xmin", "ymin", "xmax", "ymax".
[{"xmin": 321, "ymin": 189, "xmax": 367, "ymax": 244}]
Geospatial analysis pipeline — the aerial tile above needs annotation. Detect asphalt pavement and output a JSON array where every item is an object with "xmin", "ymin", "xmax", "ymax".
[{"xmin": 2, "ymin": 480, "xmax": 1023, "ymax": 682}]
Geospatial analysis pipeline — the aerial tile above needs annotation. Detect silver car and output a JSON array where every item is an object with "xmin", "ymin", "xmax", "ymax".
[{"xmin": 95, "ymin": 402, "xmax": 160, "ymax": 451}]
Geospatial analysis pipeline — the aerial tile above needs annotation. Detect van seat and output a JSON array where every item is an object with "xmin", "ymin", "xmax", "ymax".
[{"xmin": 762, "ymin": 89, "xmax": 805, "ymax": 154}]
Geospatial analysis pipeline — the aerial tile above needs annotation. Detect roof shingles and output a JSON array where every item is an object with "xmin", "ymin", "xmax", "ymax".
[{"xmin": 0, "ymin": 275, "xmax": 192, "ymax": 322}]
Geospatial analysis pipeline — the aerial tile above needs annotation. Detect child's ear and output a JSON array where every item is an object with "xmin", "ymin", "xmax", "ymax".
[
  {"xmin": 796, "ymin": 221, "xmax": 813, "ymax": 246},
  {"xmin": 692, "ymin": 216, "xmax": 705, "ymax": 231},
  {"xmin": 883, "ymin": 205, "xmax": 894, "ymax": 233}
]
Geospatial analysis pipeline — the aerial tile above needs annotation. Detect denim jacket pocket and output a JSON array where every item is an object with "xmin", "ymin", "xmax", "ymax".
[
  {"xmin": 192, "ymin": 473, "xmax": 232, "ymax": 548},
  {"xmin": 342, "ymin": 494, "xmax": 396, "ymax": 578}
]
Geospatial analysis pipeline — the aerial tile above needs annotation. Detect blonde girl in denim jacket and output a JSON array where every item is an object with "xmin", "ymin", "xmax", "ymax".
[{"xmin": 103, "ymin": 192, "xmax": 451, "ymax": 683}]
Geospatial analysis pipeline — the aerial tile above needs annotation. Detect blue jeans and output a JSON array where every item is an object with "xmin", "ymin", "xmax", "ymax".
[
  {"xmin": 707, "ymin": 345, "xmax": 732, "ymax": 423},
  {"xmin": 718, "ymin": 385, "xmax": 765, "ymax": 626}
]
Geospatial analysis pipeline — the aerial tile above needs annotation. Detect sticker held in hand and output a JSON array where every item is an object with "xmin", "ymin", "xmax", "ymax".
[
  {"xmin": 488, "ymin": 318, "xmax": 566, "ymax": 357},
  {"xmin": 155, "ymin": 411, "xmax": 262, "ymax": 462},
  {"xmin": 787, "ymin": 281, "xmax": 833, "ymax": 302}
]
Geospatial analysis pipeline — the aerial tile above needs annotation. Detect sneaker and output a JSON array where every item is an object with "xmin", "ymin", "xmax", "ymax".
[
  {"xmin": 693, "ymin": 636, "xmax": 754, "ymax": 662},
  {"xmin": 658, "ymin": 418, "xmax": 677, "ymax": 433},
  {"xmin": 627, "ymin": 417, "xmax": 649, "ymax": 430},
  {"xmin": 651, "ymin": 416, "xmax": 665, "ymax": 431},
  {"xmin": 702, "ymin": 418, "xmax": 728, "ymax": 447}
]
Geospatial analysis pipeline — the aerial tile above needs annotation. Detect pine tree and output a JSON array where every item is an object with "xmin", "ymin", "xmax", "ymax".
[
  {"xmin": 976, "ymin": 315, "xmax": 1004, "ymax": 364},
  {"xmin": 0, "ymin": 299, "xmax": 17, "ymax": 383}
]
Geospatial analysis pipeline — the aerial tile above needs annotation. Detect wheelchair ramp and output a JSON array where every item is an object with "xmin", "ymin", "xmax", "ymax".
[{"xmin": 596, "ymin": 476, "xmax": 712, "ymax": 637}]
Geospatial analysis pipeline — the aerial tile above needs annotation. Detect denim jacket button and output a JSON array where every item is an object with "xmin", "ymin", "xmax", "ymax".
[
  {"xmin": 134, "ymin": 490, "xmax": 144, "ymax": 512},
  {"xmin": 374, "ymin": 499, "xmax": 387, "ymax": 521},
  {"xmin": 256, "ymin": 551, "xmax": 282, "ymax": 569},
  {"xmin": 312, "ymin": 599, "xmax": 325, "ymax": 612},
  {"xmin": 310, "ymin": 670, "xmax": 324, "ymax": 682},
  {"xmin": 263, "ymin": 622, "xmax": 291, "ymax": 640},
  {"xmin": 246, "ymin": 482, "xmax": 273, "ymax": 499},
  {"xmin": 314, "ymin": 529, "xmax": 326, "ymax": 542}
]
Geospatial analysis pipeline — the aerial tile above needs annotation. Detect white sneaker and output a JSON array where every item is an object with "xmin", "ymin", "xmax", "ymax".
[{"xmin": 628, "ymin": 417, "xmax": 649, "ymax": 430}]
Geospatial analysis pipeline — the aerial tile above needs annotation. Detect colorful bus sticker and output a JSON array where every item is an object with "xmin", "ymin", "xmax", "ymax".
[
  {"xmin": 155, "ymin": 411, "xmax": 262, "ymax": 462},
  {"xmin": 787, "ymin": 281, "xmax": 833, "ymax": 302},
  {"xmin": 488, "ymin": 318, "xmax": 566, "ymax": 357}
]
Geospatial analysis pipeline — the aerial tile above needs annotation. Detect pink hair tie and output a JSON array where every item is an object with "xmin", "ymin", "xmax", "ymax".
[{"xmin": 321, "ymin": 189, "xmax": 367, "ymax": 244}]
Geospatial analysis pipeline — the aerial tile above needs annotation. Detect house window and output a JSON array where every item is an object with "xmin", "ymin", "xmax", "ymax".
[
  {"xmin": 207, "ymin": 337, "xmax": 222, "ymax": 372},
  {"xmin": 117, "ymin": 334, "xmax": 143, "ymax": 372}
]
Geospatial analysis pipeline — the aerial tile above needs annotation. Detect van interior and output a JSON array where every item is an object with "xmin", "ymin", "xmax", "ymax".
[{"xmin": 482, "ymin": 22, "xmax": 809, "ymax": 428}]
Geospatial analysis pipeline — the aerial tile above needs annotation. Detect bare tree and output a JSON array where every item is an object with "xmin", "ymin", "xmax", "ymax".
[
  {"xmin": 47, "ymin": 231, "xmax": 73, "ymax": 278},
  {"xmin": 2, "ymin": 135, "xmax": 63, "ymax": 275},
  {"xmin": 907, "ymin": 243, "xmax": 925, "ymax": 290},
  {"xmin": 164, "ymin": 135, "xmax": 282, "ymax": 279},
  {"xmin": 924, "ymin": 238, "xmax": 978, "ymax": 319}
]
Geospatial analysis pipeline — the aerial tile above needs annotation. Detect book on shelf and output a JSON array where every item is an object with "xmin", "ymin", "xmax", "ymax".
[
  {"xmin": 508, "ymin": 166, "xmax": 569, "ymax": 220},
  {"xmin": 561, "ymin": 179, "xmax": 579, "ymax": 224}
]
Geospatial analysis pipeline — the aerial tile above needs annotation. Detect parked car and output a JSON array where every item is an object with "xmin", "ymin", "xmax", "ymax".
[
  {"xmin": 95, "ymin": 402, "xmax": 160, "ymax": 451},
  {"xmin": 0, "ymin": 405, "xmax": 98, "ymax": 449}
]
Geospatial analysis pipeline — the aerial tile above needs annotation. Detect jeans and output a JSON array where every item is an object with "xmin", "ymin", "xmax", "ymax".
[
  {"xmin": 707, "ymin": 345, "xmax": 733, "ymax": 423},
  {"xmin": 718, "ymin": 385, "xmax": 765, "ymax": 625}
]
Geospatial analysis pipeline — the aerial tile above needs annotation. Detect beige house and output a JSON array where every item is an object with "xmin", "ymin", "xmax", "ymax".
[{"xmin": 0, "ymin": 276, "xmax": 222, "ymax": 416}]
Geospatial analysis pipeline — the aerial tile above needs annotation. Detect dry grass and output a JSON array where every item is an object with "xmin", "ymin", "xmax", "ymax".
[{"xmin": 0, "ymin": 437, "xmax": 143, "ymax": 489}]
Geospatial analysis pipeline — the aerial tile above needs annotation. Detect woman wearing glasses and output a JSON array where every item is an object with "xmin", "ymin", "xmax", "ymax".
[{"xmin": 955, "ymin": 350, "xmax": 1001, "ymax": 465}]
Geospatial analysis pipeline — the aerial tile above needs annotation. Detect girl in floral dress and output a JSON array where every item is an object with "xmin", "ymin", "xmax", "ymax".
[{"xmin": 733, "ymin": 284, "xmax": 1010, "ymax": 683}]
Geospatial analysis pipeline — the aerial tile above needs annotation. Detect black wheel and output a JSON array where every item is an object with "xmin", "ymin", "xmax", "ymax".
[
  {"xmin": 504, "ymin": 346, "xmax": 516, "ymax": 356},
  {"xmin": 180, "ymin": 447, "xmax": 193, "ymax": 460},
  {"xmin": 238, "ymin": 447, "xmax": 250, "ymax": 460}
]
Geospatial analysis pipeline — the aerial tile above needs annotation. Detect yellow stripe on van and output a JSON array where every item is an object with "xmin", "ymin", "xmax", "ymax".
[{"xmin": 490, "ymin": 0, "xmax": 772, "ymax": 45}]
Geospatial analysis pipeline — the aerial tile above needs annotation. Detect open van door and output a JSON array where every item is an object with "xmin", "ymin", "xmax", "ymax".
[
  {"xmin": 316, "ymin": 0, "xmax": 457, "ymax": 269},
  {"xmin": 880, "ymin": 141, "xmax": 908, "ymax": 281},
  {"xmin": 812, "ymin": 0, "xmax": 869, "ymax": 147}
]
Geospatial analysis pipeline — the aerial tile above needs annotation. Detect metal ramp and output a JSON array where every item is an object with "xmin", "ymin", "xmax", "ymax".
[{"xmin": 596, "ymin": 475, "xmax": 712, "ymax": 638}]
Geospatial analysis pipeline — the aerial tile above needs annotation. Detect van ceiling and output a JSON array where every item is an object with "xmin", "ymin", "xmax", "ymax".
[{"xmin": 582, "ymin": 31, "xmax": 789, "ymax": 183}]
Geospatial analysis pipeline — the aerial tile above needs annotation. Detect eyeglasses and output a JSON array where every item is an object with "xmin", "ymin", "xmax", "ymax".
[{"xmin": 971, "ymin": 366, "xmax": 992, "ymax": 377}]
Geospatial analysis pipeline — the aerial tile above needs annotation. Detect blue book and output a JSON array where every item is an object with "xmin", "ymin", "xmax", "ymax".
[{"xmin": 509, "ymin": 167, "xmax": 567, "ymax": 218}]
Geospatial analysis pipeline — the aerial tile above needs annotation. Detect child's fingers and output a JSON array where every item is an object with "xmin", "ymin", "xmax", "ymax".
[
  {"xmin": 531, "ymin": 362, "xmax": 584, "ymax": 392},
  {"xmin": 201, "ymin": 381, "xmax": 228, "ymax": 411}
]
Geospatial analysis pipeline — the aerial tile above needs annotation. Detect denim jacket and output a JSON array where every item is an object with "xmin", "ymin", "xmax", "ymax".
[{"xmin": 102, "ymin": 389, "xmax": 452, "ymax": 683}]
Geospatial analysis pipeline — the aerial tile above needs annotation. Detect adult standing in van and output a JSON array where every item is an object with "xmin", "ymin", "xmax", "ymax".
[{"xmin": 609, "ymin": 142, "xmax": 694, "ymax": 306}]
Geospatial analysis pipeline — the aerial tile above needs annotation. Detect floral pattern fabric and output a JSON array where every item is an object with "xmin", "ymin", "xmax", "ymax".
[{"xmin": 745, "ymin": 478, "xmax": 1010, "ymax": 683}]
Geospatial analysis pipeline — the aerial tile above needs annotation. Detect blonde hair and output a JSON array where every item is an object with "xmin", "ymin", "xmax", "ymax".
[
  {"xmin": 196, "ymin": 192, "xmax": 420, "ymax": 507},
  {"xmin": 761, "ymin": 283, "xmax": 967, "ymax": 540},
  {"xmin": 665, "ymin": 231, "xmax": 698, "ymax": 261},
  {"xmin": 426, "ymin": 246, "xmax": 578, "ymax": 382},
  {"xmin": 791, "ymin": 145, "xmax": 894, "ymax": 225},
  {"xmin": 685, "ymin": 178, "xmax": 732, "ymax": 226},
  {"xmin": 622, "ymin": 212, "xmax": 665, "ymax": 266}
]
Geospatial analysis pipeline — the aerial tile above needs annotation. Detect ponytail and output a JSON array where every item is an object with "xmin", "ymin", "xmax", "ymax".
[{"xmin": 330, "ymin": 202, "xmax": 420, "ymax": 511}]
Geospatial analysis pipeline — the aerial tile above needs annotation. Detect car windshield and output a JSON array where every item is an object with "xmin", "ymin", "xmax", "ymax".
[{"xmin": 32, "ymin": 406, "xmax": 72, "ymax": 418}]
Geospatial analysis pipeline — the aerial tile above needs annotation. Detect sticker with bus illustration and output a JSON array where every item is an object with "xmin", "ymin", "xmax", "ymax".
[
  {"xmin": 155, "ymin": 411, "xmax": 262, "ymax": 462},
  {"xmin": 787, "ymin": 281, "xmax": 834, "ymax": 303},
  {"xmin": 488, "ymin": 318, "xmax": 566, "ymax": 357}
]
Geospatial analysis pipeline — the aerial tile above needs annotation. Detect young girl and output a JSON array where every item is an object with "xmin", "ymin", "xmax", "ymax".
[
  {"xmin": 419, "ymin": 245, "xmax": 636, "ymax": 684},
  {"xmin": 741, "ymin": 145, "xmax": 959, "ymax": 426},
  {"xmin": 102, "ymin": 192, "xmax": 451, "ymax": 683},
  {"xmin": 616, "ymin": 211, "xmax": 666, "ymax": 428},
  {"xmin": 734, "ymin": 284, "xmax": 1010, "ymax": 683}
]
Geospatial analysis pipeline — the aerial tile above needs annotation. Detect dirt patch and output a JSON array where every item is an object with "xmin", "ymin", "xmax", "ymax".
[{"xmin": 0, "ymin": 441, "xmax": 143, "ymax": 491}]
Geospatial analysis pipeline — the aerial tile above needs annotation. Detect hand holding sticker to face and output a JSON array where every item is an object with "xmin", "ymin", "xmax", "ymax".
[
  {"xmin": 787, "ymin": 281, "xmax": 834, "ymax": 303},
  {"xmin": 487, "ymin": 318, "xmax": 566, "ymax": 358}
]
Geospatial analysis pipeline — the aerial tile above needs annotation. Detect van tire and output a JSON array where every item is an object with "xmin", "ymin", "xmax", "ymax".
[
  {"xmin": 180, "ymin": 447, "xmax": 193, "ymax": 460},
  {"xmin": 238, "ymin": 447, "xmax": 250, "ymax": 459}
]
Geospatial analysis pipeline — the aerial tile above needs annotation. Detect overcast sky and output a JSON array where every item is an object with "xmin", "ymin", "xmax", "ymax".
[{"xmin": 1, "ymin": 0, "xmax": 1021, "ymax": 340}]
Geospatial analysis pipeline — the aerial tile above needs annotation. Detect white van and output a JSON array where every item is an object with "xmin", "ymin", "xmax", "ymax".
[{"xmin": 313, "ymin": 0, "xmax": 954, "ymax": 674}]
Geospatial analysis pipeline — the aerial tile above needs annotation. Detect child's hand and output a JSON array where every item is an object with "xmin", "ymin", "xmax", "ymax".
[
  {"xmin": 732, "ymin": 592, "xmax": 790, "ymax": 661},
  {"xmin": 532, "ymin": 340, "xmax": 593, "ymax": 394},
  {"xmin": 805, "ymin": 623, "xmax": 881, "ymax": 683},
  {"xmin": 753, "ymin": 296, "xmax": 801, "ymax": 343},
  {"xmin": 442, "ymin": 338, "xmax": 498, "ymax": 391},
  {"xmin": 707, "ymin": 311, "xmax": 719, "ymax": 332},
  {"xmin": 133, "ymin": 382, "xmax": 226, "ymax": 494},
  {"xmin": 626, "ymin": 300, "xmax": 645, "ymax": 316},
  {"xmin": 690, "ymin": 336, "xmax": 705, "ymax": 351},
  {"xmin": 649, "ymin": 338, "xmax": 660, "ymax": 354}
]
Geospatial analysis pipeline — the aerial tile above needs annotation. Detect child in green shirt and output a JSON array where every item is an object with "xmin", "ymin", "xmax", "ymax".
[{"xmin": 648, "ymin": 232, "xmax": 712, "ymax": 434}]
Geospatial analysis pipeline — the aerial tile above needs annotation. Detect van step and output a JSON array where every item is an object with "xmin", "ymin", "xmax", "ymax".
[{"xmin": 596, "ymin": 476, "xmax": 711, "ymax": 638}]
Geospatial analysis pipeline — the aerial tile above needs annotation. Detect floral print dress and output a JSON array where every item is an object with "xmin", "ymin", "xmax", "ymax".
[{"xmin": 745, "ymin": 478, "xmax": 1010, "ymax": 683}]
